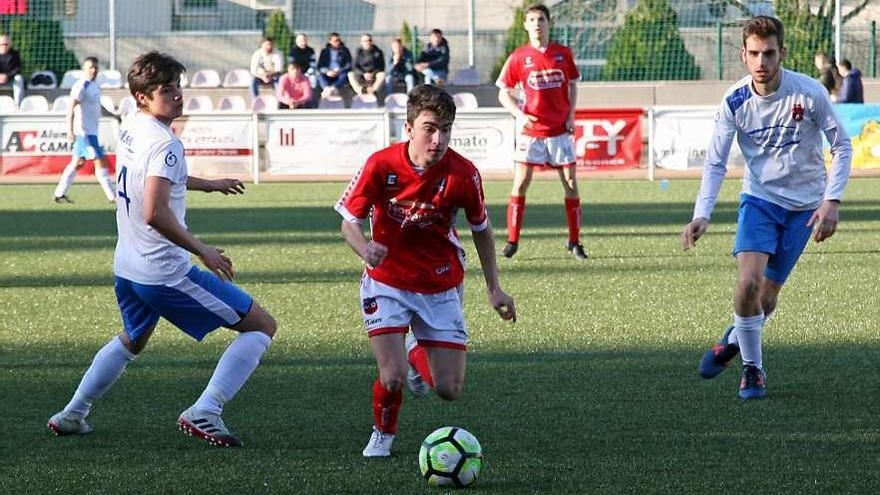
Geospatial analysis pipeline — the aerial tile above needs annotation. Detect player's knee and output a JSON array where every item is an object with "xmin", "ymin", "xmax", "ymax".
[
  {"xmin": 119, "ymin": 332, "xmax": 147, "ymax": 355},
  {"xmin": 737, "ymin": 276, "xmax": 762, "ymax": 301},
  {"xmin": 74, "ymin": 159, "xmax": 86, "ymax": 170},
  {"xmin": 434, "ymin": 379, "xmax": 463, "ymax": 401},
  {"xmin": 381, "ymin": 375, "xmax": 406, "ymax": 393},
  {"xmin": 260, "ymin": 313, "xmax": 277, "ymax": 337}
]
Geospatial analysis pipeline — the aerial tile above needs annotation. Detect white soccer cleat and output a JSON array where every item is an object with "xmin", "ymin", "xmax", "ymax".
[
  {"xmin": 47, "ymin": 410, "xmax": 93, "ymax": 436},
  {"xmin": 177, "ymin": 407, "xmax": 243, "ymax": 447},
  {"xmin": 362, "ymin": 426, "xmax": 395, "ymax": 457}
]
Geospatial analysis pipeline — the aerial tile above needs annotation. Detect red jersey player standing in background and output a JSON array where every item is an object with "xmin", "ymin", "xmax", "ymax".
[
  {"xmin": 335, "ymin": 84, "xmax": 516, "ymax": 457},
  {"xmin": 496, "ymin": 3, "xmax": 586, "ymax": 260}
]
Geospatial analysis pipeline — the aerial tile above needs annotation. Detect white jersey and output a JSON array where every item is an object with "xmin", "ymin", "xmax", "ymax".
[
  {"xmin": 113, "ymin": 111, "xmax": 191, "ymax": 285},
  {"xmin": 70, "ymin": 78, "xmax": 102, "ymax": 136},
  {"xmin": 693, "ymin": 69, "xmax": 852, "ymax": 220}
]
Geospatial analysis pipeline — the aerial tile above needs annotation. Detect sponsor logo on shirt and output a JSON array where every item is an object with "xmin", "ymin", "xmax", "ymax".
[
  {"xmin": 435, "ymin": 264, "xmax": 451, "ymax": 275},
  {"xmin": 386, "ymin": 173, "xmax": 397, "ymax": 185},
  {"xmin": 365, "ymin": 317, "xmax": 383, "ymax": 326},
  {"xmin": 387, "ymin": 197, "xmax": 442, "ymax": 229},
  {"xmin": 164, "ymin": 150, "xmax": 178, "ymax": 167},
  {"xmin": 526, "ymin": 69, "xmax": 566, "ymax": 90},
  {"xmin": 363, "ymin": 297, "xmax": 378, "ymax": 315}
]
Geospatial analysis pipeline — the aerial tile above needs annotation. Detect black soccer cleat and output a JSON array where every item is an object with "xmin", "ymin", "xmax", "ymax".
[
  {"xmin": 501, "ymin": 242, "xmax": 518, "ymax": 259},
  {"xmin": 53, "ymin": 195, "xmax": 74, "ymax": 204},
  {"xmin": 567, "ymin": 242, "xmax": 588, "ymax": 260}
]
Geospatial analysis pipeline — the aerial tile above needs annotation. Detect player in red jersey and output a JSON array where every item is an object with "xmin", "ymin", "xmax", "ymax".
[
  {"xmin": 496, "ymin": 3, "xmax": 586, "ymax": 260},
  {"xmin": 335, "ymin": 84, "xmax": 516, "ymax": 457}
]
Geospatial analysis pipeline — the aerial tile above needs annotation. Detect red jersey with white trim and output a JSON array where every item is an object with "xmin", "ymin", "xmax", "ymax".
[
  {"xmin": 335, "ymin": 142, "xmax": 489, "ymax": 294},
  {"xmin": 496, "ymin": 42, "xmax": 579, "ymax": 138}
]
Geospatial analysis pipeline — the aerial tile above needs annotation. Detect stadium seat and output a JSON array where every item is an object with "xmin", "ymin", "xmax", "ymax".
[
  {"xmin": 116, "ymin": 96, "xmax": 137, "ymax": 117},
  {"xmin": 384, "ymin": 93, "xmax": 408, "ymax": 111},
  {"xmin": 96, "ymin": 69, "xmax": 123, "ymax": 89},
  {"xmin": 453, "ymin": 92, "xmax": 479, "ymax": 110},
  {"xmin": 0, "ymin": 95, "xmax": 17, "ymax": 112},
  {"xmin": 19, "ymin": 95, "xmax": 50, "ymax": 112},
  {"xmin": 217, "ymin": 95, "xmax": 247, "ymax": 111},
  {"xmin": 178, "ymin": 72, "xmax": 189, "ymax": 88},
  {"xmin": 29, "ymin": 70, "xmax": 58, "ymax": 89},
  {"xmin": 184, "ymin": 95, "xmax": 214, "ymax": 112},
  {"xmin": 318, "ymin": 95, "xmax": 345, "ymax": 109},
  {"xmin": 101, "ymin": 95, "xmax": 117, "ymax": 114},
  {"xmin": 60, "ymin": 70, "xmax": 84, "ymax": 89},
  {"xmin": 351, "ymin": 94, "xmax": 378, "ymax": 109},
  {"xmin": 252, "ymin": 95, "xmax": 278, "ymax": 113},
  {"xmin": 451, "ymin": 67, "xmax": 480, "ymax": 86},
  {"xmin": 222, "ymin": 68, "xmax": 251, "ymax": 88},
  {"xmin": 189, "ymin": 69, "xmax": 221, "ymax": 88},
  {"xmin": 51, "ymin": 96, "xmax": 72, "ymax": 113}
]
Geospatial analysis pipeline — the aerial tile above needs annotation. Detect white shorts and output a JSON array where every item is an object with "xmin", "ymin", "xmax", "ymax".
[
  {"xmin": 360, "ymin": 273, "xmax": 468, "ymax": 350},
  {"xmin": 514, "ymin": 133, "xmax": 576, "ymax": 167}
]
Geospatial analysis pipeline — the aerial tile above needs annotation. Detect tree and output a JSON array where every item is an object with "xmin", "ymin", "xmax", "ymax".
[
  {"xmin": 6, "ymin": 18, "xmax": 78, "ymax": 78},
  {"xmin": 601, "ymin": 0, "xmax": 700, "ymax": 80},
  {"xmin": 400, "ymin": 21, "xmax": 413, "ymax": 50},
  {"xmin": 491, "ymin": 1, "xmax": 529, "ymax": 82},
  {"xmin": 264, "ymin": 10, "xmax": 293, "ymax": 56}
]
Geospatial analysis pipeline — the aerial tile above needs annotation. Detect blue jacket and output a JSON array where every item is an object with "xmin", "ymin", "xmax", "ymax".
[{"xmin": 838, "ymin": 69, "xmax": 864, "ymax": 103}]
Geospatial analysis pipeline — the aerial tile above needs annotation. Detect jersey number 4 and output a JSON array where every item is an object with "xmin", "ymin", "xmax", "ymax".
[{"xmin": 117, "ymin": 165, "xmax": 131, "ymax": 215}]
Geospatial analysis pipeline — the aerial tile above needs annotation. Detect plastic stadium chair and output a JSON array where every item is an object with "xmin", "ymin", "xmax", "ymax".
[
  {"xmin": 19, "ymin": 95, "xmax": 50, "ymax": 113},
  {"xmin": 451, "ymin": 67, "xmax": 480, "ymax": 86},
  {"xmin": 453, "ymin": 92, "xmax": 479, "ymax": 110},
  {"xmin": 29, "ymin": 70, "xmax": 58, "ymax": 89},
  {"xmin": 60, "ymin": 70, "xmax": 85, "ymax": 89},
  {"xmin": 351, "ymin": 94, "xmax": 378, "ymax": 109},
  {"xmin": 96, "ymin": 69, "xmax": 123, "ymax": 89},
  {"xmin": 116, "ymin": 96, "xmax": 137, "ymax": 117},
  {"xmin": 184, "ymin": 95, "xmax": 214, "ymax": 112},
  {"xmin": 0, "ymin": 95, "xmax": 18, "ymax": 112},
  {"xmin": 189, "ymin": 69, "xmax": 221, "ymax": 88},
  {"xmin": 51, "ymin": 96, "xmax": 72, "ymax": 113},
  {"xmin": 383, "ymin": 93, "xmax": 408, "ymax": 111},
  {"xmin": 318, "ymin": 95, "xmax": 345, "ymax": 109},
  {"xmin": 222, "ymin": 68, "xmax": 251, "ymax": 88},
  {"xmin": 217, "ymin": 95, "xmax": 247, "ymax": 111},
  {"xmin": 178, "ymin": 72, "xmax": 189, "ymax": 88},
  {"xmin": 252, "ymin": 95, "xmax": 278, "ymax": 113}
]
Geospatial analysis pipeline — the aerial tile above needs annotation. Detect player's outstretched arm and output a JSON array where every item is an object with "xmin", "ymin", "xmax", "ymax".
[
  {"xmin": 144, "ymin": 176, "xmax": 235, "ymax": 280},
  {"xmin": 186, "ymin": 176, "xmax": 246, "ymax": 195},
  {"xmin": 681, "ymin": 217, "xmax": 709, "ymax": 251},
  {"xmin": 340, "ymin": 220, "xmax": 387, "ymax": 268},
  {"xmin": 807, "ymin": 200, "xmax": 840, "ymax": 243},
  {"xmin": 471, "ymin": 226, "xmax": 516, "ymax": 322}
]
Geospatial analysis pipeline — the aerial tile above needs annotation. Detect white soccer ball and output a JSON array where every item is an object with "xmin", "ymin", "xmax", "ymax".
[{"xmin": 418, "ymin": 426, "xmax": 483, "ymax": 488}]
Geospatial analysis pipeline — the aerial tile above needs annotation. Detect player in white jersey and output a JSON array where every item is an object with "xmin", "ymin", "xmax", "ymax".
[
  {"xmin": 53, "ymin": 57, "xmax": 116, "ymax": 203},
  {"xmin": 682, "ymin": 16, "xmax": 852, "ymax": 400},
  {"xmin": 48, "ymin": 52, "xmax": 277, "ymax": 447}
]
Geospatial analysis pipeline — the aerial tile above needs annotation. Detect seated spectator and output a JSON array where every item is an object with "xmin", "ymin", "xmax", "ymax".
[
  {"xmin": 415, "ymin": 29, "xmax": 450, "ymax": 86},
  {"xmin": 0, "ymin": 34, "xmax": 25, "ymax": 105},
  {"xmin": 317, "ymin": 32, "xmax": 352, "ymax": 98},
  {"xmin": 836, "ymin": 59, "xmax": 864, "ymax": 104},
  {"xmin": 290, "ymin": 33, "xmax": 317, "ymax": 89},
  {"xmin": 385, "ymin": 38, "xmax": 415, "ymax": 95},
  {"xmin": 348, "ymin": 33, "xmax": 385, "ymax": 96},
  {"xmin": 813, "ymin": 51, "xmax": 841, "ymax": 99},
  {"xmin": 277, "ymin": 62, "xmax": 314, "ymax": 109},
  {"xmin": 250, "ymin": 37, "xmax": 283, "ymax": 100}
]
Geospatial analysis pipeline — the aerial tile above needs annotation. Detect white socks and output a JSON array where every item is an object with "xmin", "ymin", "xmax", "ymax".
[
  {"xmin": 193, "ymin": 331, "xmax": 273, "ymax": 415},
  {"xmin": 95, "ymin": 167, "xmax": 117, "ymax": 201},
  {"xmin": 726, "ymin": 310, "xmax": 773, "ymax": 346},
  {"xmin": 53, "ymin": 161, "xmax": 79, "ymax": 198},
  {"xmin": 64, "ymin": 336, "xmax": 135, "ymax": 418},
  {"xmin": 734, "ymin": 313, "xmax": 765, "ymax": 369}
]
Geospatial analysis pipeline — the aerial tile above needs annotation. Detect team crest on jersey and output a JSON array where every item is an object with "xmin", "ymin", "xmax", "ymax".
[
  {"xmin": 363, "ymin": 297, "xmax": 378, "ymax": 315},
  {"xmin": 524, "ymin": 56, "xmax": 534, "ymax": 68},
  {"xmin": 554, "ymin": 54, "xmax": 564, "ymax": 63},
  {"xmin": 791, "ymin": 103, "xmax": 804, "ymax": 122},
  {"xmin": 164, "ymin": 151, "xmax": 178, "ymax": 167}
]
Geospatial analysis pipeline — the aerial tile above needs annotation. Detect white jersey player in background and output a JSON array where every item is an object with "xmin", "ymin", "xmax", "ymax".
[
  {"xmin": 683, "ymin": 16, "xmax": 851, "ymax": 400},
  {"xmin": 53, "ymin": 57, "xmax": 116, "ymax": 203},
  {"xmin": 48, "ymin": 52, "xmax": 277, "ymax": 447}
]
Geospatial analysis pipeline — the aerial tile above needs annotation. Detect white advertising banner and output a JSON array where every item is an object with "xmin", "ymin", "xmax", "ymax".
[
  {"xmin": 264, "ymin": 110, "xmax": 387, "ymax": 175},
  {"xmin": 169, "ymin": 114, "xmax": 253, "ymax": 176},
  {"xmin": 1, "ymin": 115, "xmax": 118, "ymax": 175},
  {"xmin": 652, "ymin": 106, "xmax": 743, "ymax": 170}
]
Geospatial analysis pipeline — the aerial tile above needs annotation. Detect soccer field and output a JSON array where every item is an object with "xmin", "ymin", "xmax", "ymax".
[{"xmin": 2, "ymin": 179, "xmax": 879, "ymax": 494}]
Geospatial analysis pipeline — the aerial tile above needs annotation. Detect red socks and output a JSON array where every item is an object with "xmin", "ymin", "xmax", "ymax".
[
  {"xmin": 565, "ymin": 197, "xmax": 581, "ymax": 244},
  {"xmin": 407, "ymin": 345, "xmax": 435, "ymax": 388},
  {"xmin": 507, "ymin": 195, "xmax": 526, "ymax": 243},
  {"xmin": 372, "ymin": 379, "xmax": 402, "ymax": 434}
]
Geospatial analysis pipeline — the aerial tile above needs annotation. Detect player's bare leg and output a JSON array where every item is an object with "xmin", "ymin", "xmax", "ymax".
[
  {"xmin": 364, "ymin": 332, "xmax": 407, "ymax": 457},
  {"xmin": 559, "ymin": 165, "xmax": 586, "ymax": 259},
  {"xmin": 424, "ymin": 346, "xmax": 466, "ymax": 401},
  {"xmin": 504, "ymin": 162, "xmax": 534, "ymax": 258}
]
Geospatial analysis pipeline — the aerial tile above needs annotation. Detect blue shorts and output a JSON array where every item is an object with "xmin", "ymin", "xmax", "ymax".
[
  {"xmin": 73, "ymin": 135, "xmax": 105, "ymax": 160},
  {"xmin": 114, "ymin": 266, "xmax": 253, "ymax": 342},
  {"xmin": 733, "ymin": 193, "xmax": 815, "ymax": 284}
]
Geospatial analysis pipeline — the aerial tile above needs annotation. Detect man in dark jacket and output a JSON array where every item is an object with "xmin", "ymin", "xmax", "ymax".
[
  {"xmin": 348, "ymin": 33, "xmax": 385, "ymax": 96},
  {"xmin": 385, "ymin": 38, "xmax": 415, "ymax": 94},
  {"xmin": 317, "ymin": 32, "xmax": 352, "ymax": 98},
  {"xmin": 0, "ymin": 34, "xmax": 25, "ymax": 105},
  {"xmin": 836, "ymin": 59, "xmax": 864, "ymax": 103},
  {"xmin": 415, "ymin": 29, "xmax": 450, "ymax": 86},
  {"xmin": 290, "ymin": 33, "xmax": 317, "ymax": 89}
]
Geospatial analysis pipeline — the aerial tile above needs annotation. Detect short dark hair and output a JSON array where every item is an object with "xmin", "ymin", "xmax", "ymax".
[
  {"xmin": 263, "ymin": 36, "xmax": 274, "ymax": 43},
  {"xmin": 329, "ymin": 32, "xmax": 340, "ymax": 39},
  {"xmin": 127, "ymin": 51, "xmax": 185, "ymax": 101},
  {"xmin": 84, "ymin": 56, "xmax": 98, "ymax": 66},
  {"xmin": 742, "ymin": 16, "xmax": 784, "ymax": 49},
  {"xmin": 406, "ymin": 84, "xmax": 456, "ymax": 124},
  {"xmin": 430, "ymin": 28, "xmax": 443, "ymax": 37},
  {"xmin": 288, "ymin": 61, "xmax": 302, "ymax": 71},
  {"xmin": 839, "ymin": 59, "xmax": 852, "ymax": 70},
  {"xmin": 525, "ymin": 3, "xmax": 551, "ymax": 22}
]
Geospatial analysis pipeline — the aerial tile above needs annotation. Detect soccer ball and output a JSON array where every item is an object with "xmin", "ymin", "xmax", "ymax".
[{"xmin": 418, "ymin": 426, "xmax": 483, "ymax": 488}]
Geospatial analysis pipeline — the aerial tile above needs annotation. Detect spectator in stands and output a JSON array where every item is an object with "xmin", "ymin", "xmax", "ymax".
[
  {"xmin": 813, "ymin": 51, "xmax": 841, "ymax": 99},
  {"xmin": 277, "ymin": 62, "xmax": 313, "ymax": 110},
  {"xmin": 317, "ymin": 32, "xmax": 352, "ymax": 98},
  {"xmin": 349, "ymin": 33, "xmax": 385, "ymax": 96},
  {"xmin": 415, "ymin": 29, "xmax": 450, "ymax": 86},
  {"xmin": 836, "ymin": 59, "xmax": 864, "ymax": 104},
  {"xmin": 290, "ymin": 33, "xmax": 317, "ymax": 89},
  {"xmin": 0, "ymin": 34, "xmax": 24, "ymax": 106},
  {"xmin": 250, "ymin": 37, "xmax": 284, "ymax": 101},
  {"xmin": 385, "ymin": 38, "xmax": 415, "ymax": 95}
]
